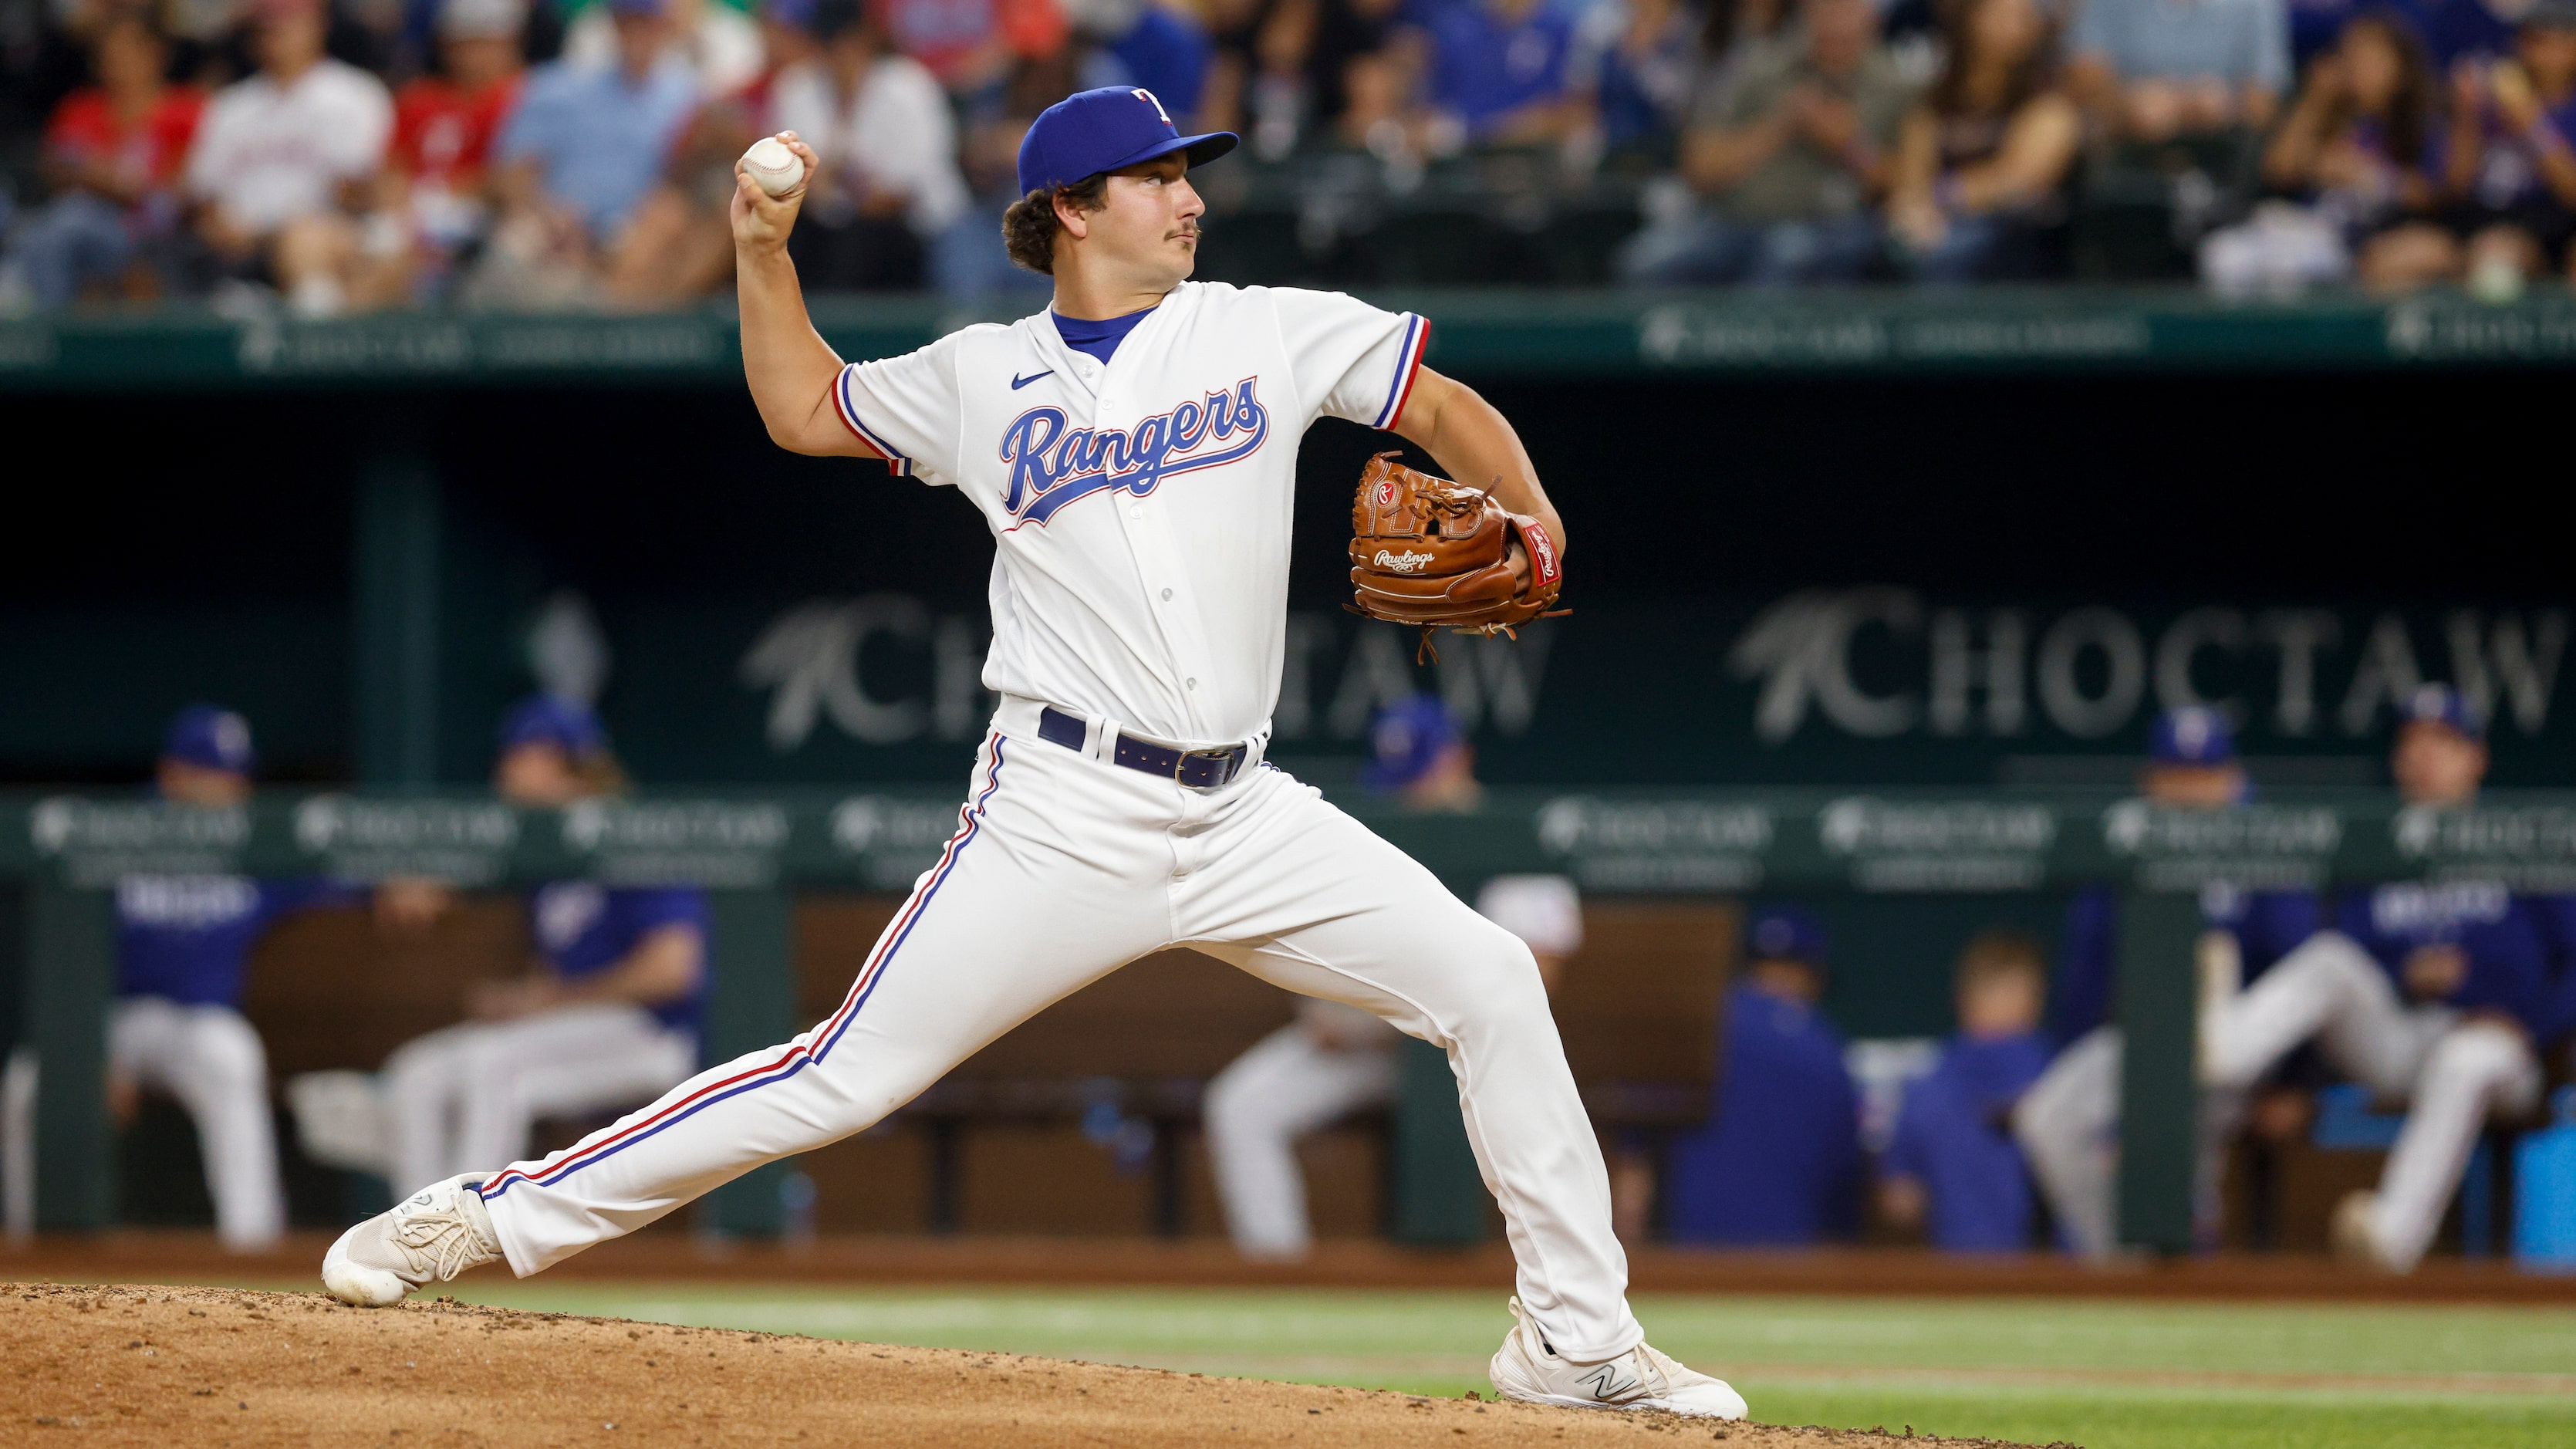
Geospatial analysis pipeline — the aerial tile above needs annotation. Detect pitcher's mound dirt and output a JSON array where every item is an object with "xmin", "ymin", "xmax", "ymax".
[{"xmin": 2, "ymin": 1284, "xmax": 2054, "ymax": 1447}]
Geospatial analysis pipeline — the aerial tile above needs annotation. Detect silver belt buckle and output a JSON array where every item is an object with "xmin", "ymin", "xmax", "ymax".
[{"xmin": 1178, "ymin": 746, "xmax": 1236, "ymax": 785}]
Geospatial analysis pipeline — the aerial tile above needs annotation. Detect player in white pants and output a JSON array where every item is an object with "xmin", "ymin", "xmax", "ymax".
[
  {"xmin": 1207, "ymin": 863, "xmax": 1585, "ymax": 1258},
  {"xmin": 2019, "ymin": 689, "xmax": 2572, "ymax": 1270},
  {"xmin": 3, "ymin": 984, "xmax": 292, "ymax": 1254},
  {"xmin": 322, "ymin": 87, "xmax": 1746, "ymax": 1420},
  {"xmin": 2207, "ymin": 688, "xmax": 2562, "ymax": 1271},
  {"xmin": 379, "ymin": 697, "xmax": 709, "ymax": 1197},
  {"xmin": 3, "ymin": 707, "xmax": 434, "ymax": 1251}
]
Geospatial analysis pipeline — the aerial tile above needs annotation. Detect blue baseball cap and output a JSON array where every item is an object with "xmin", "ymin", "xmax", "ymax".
[
  {"xmin": 1016, "ymin": 86, "xmax": 1237, "ymax": 198},
  {"xmin": 1746, "ymin": 905, "xmax": 1828, "ymax": 968},
  {"xmin": 164, "ymin": 704, "xmax": 255, "ymax": 775},
  {"xmin": 1362, "ymin": 694, "xmax": 1460, "ymax": 793},
  {"xmin": 2149, "ymin": 705, "xmax": 2237, "ymax": 766},
  {"xmin": 2401, "ymin": 684, "xmax": 2485, "ymax": 742},
  {"xmin": 498, "ymin": 694, "xmax": 609, "ymax": 758}
]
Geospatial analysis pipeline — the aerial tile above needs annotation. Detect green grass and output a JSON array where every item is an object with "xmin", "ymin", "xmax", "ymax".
[{"xmin": 418, "ymin": 1282, "xmax": 2576, "ymax": 1449}]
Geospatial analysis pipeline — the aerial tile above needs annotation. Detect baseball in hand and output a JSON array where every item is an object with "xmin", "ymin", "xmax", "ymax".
[{"xmin": 741, "ymin": 137, "xmax": 807, "ymax": 198}]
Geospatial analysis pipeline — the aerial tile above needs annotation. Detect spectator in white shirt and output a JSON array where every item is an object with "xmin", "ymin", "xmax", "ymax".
[
  {"xmin": 183, "ymin": 0, "xmax": 393, "ymax": 313},
  {"xmin": 768, "ymin": 0, "xmax": 968, "ymax": 289}
]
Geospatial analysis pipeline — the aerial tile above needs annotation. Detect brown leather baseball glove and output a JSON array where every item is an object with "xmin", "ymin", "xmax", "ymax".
[{"xmin": 1348, "ymin": 452, "xmax": 1565, "ymax": 659}]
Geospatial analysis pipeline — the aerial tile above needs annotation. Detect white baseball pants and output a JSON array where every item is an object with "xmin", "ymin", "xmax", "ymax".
[
  {"xmin": 2010, "ymin": 1025, "xmax": 2241, "ymax": 1259},
  {"xmin": 1203, "ymin": 1016, "xmax": 1400, "ymax": 1258},
  {"xmin": 2, "ymin": 1046, "xmax": 34, "ymax": 1245},
  {"xmin": 5, "ymin": 1005, "xmax": 292, "ymax": 1249},
  {"xmin": 108, "ymin": 998, "xmax": 287, "ymax": 1250},
  {"xmin": 477, "ymin": 701, "xmax": 1643, "ymax": 1360},
  {"xmin": 2017, "ymin": 932, "xmax": 2541, "ymax": 1268},
  {"xmin": 2204, "ymin": 932, "xmax": 2540, "ymax": 1269},
  {"xmin": 383, "ymin": 1001, "xmax": 697, "ymax": 1198}
]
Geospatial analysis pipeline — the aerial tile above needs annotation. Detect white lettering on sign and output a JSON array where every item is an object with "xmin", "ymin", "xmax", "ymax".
[
  {"xmin": 1535, "ymin": 798, "xmax": 1774, "ymax": 856},
  {"xmin": 1730, "ymin": 589, "xmax": 2565, "ymax": 748},
  {"xmin": 1818, "ymin": 798, "xmax": 2057, "ymax": 856}
]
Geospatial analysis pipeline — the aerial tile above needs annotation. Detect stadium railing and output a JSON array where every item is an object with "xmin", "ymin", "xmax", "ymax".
[{"xmin": 5, "ymin": 287, "xmax": 2576, "ymax": 393}]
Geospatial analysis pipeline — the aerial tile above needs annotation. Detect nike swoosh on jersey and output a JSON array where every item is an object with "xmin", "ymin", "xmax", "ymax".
[{"xmin": 1011, "ymin": 370, "xmax": 1053, "ymax": 390}]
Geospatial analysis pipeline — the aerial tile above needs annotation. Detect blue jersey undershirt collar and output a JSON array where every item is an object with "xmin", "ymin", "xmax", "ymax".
[{"xmin": 1050, "ymin": 303, "xmax": 1157, "ymax": 364}]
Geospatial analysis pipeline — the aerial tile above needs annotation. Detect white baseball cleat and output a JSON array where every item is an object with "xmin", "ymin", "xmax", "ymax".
[
  {"xmin": 1487, "ymin": 1297, "xmax": 1747, "ymax": 1420},
  {"xmin": 321, "ymin": 1174, "xmax": 504, "ymax": 1307}
]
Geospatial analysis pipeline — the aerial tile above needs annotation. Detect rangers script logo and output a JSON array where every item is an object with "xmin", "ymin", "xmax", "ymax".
[{"xmin": 999, "ymin": 378, "xmax": 1271, "ymax": 529}]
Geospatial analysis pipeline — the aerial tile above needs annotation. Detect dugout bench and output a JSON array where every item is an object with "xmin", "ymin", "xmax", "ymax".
[{"xmin": 12, "ymin": 787, "xmax": 2576, "ymax": 1252}]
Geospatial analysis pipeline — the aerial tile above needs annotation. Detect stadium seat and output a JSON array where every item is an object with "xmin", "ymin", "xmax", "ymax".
[{"xmin": 2514, "ymin": 1088, "xmax": 2576, "ymax": 1269}]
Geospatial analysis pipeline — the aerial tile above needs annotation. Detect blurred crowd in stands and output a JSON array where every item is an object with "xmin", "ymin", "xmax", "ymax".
[{"xmin": 2, "ymin": 0, "xmax": 2571, "ymax": 307}]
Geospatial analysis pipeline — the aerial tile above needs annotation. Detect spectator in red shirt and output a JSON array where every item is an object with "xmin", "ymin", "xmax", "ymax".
[
  {"xmin": 372, "ymin": 0, "xmax": 532, "ymax": 303},
  {"xmin": 2, "ymin": 15, "xmax": 204, "ymax": 307}
]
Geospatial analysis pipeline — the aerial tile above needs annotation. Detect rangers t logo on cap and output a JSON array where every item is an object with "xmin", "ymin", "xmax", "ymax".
[{"xmin": 1016, "ymin": 86, "xmax": 1239, "ymax": 197}]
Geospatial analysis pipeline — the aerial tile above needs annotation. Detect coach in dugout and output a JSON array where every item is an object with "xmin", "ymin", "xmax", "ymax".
[
  {"xmin": 380, "ymin": 697, "xmax": 713, "ymax": 1198},
  {"xmin": 2200, "ymin": 687, "xmax": 2576, "ymax": 1272},
  {"xmin": 1663, "ymin": 906, "xmax": 1863, "ymax": 1245},
  {"xmin": 2, "ymin": 707, "xmax": 437, "ymax": 1250}
]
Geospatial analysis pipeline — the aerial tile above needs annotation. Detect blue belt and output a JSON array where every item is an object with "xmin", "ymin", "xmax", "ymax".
[{"xmin": 1037, "ymin": 706, "xmax": 1248, "ymax": 789}]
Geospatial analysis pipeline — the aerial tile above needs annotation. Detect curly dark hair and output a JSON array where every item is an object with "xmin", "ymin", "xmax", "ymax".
[{"xmin": 1000, "ymin": 174, "xmax": 1111, "ymax": 275}]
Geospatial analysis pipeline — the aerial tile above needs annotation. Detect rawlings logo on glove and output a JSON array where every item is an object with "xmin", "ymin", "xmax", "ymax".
[{"xmin": 1346, "ymin": 452, "xmax": 1567, "ymax": 660}]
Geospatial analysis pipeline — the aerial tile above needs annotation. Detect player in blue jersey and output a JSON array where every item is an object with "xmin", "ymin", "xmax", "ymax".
[
  {"xmin": 380, "ymin": 697, "xmax": 712, "ymax": 1197},
  {"xmin": 1665, "ymin": 907, "xmax": 1862, "ymax": 1245},
  {"xmin": 2012, "ymin": 706, "xmax": 2322, "ymax": 1258},
  {"xmin": 2, "ymin": 706, "xmax": 437, "ymax": 1250},
  {"xmin": 2203, "ymin": 686, "xmax": 2572, "ymax": 1270},
  {"xmin": 1879, "ymin": 931, "xmax": 2054, "ymax": 1252}
]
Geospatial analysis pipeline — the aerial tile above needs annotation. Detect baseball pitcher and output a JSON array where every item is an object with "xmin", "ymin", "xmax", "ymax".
[{"xmin": 320, "ymin": 85, "xmax": 1745, "ymax": 1419}]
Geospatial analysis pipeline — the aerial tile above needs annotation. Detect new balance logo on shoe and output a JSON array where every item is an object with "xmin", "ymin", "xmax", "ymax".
[{"xmin": 1575, "ymin": 1363, "xmax": 1639, "ymax": 1402}]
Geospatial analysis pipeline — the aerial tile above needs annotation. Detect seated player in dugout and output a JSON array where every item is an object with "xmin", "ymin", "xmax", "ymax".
[
  {"xmin": 0, "ymin": 707, "xmax": 438, "ymax": 1251},
  {"xmin": 1662, "ymin": 907, "xmax": 1863, "ymax": 1246},
  {"xmin": 1204, "ymin": 872, "xmax": 1584, "ymax": 1260},
  {"xmin": 2012, "ymin": 705, "xmax": 2322, "ymax": 1259},
  {"xmin": 376, "ymin": 697, "xmax": 712, "ymax": 1198},
  {"xmin": 2196, "ymin": 686, "xmax": 2576, "ymax": 1272},
  {"xmin": 324, "ymin": 86, "xmax": 1746, "ymax": 1420},
  {"xmin": 1878, "ymin": 931, "xmax": 2054, "ymax": 1252}
]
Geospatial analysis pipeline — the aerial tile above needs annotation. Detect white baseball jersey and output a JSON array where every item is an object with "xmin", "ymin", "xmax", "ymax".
[{"xmin": 829, "ymin": 281, "xmax": 1431, "ymax": 748}]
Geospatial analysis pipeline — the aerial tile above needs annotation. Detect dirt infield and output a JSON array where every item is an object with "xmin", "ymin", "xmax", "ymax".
[{"xmin": 0, "ymin": 1285, "xmax": 2053, "ymax": 1447}]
